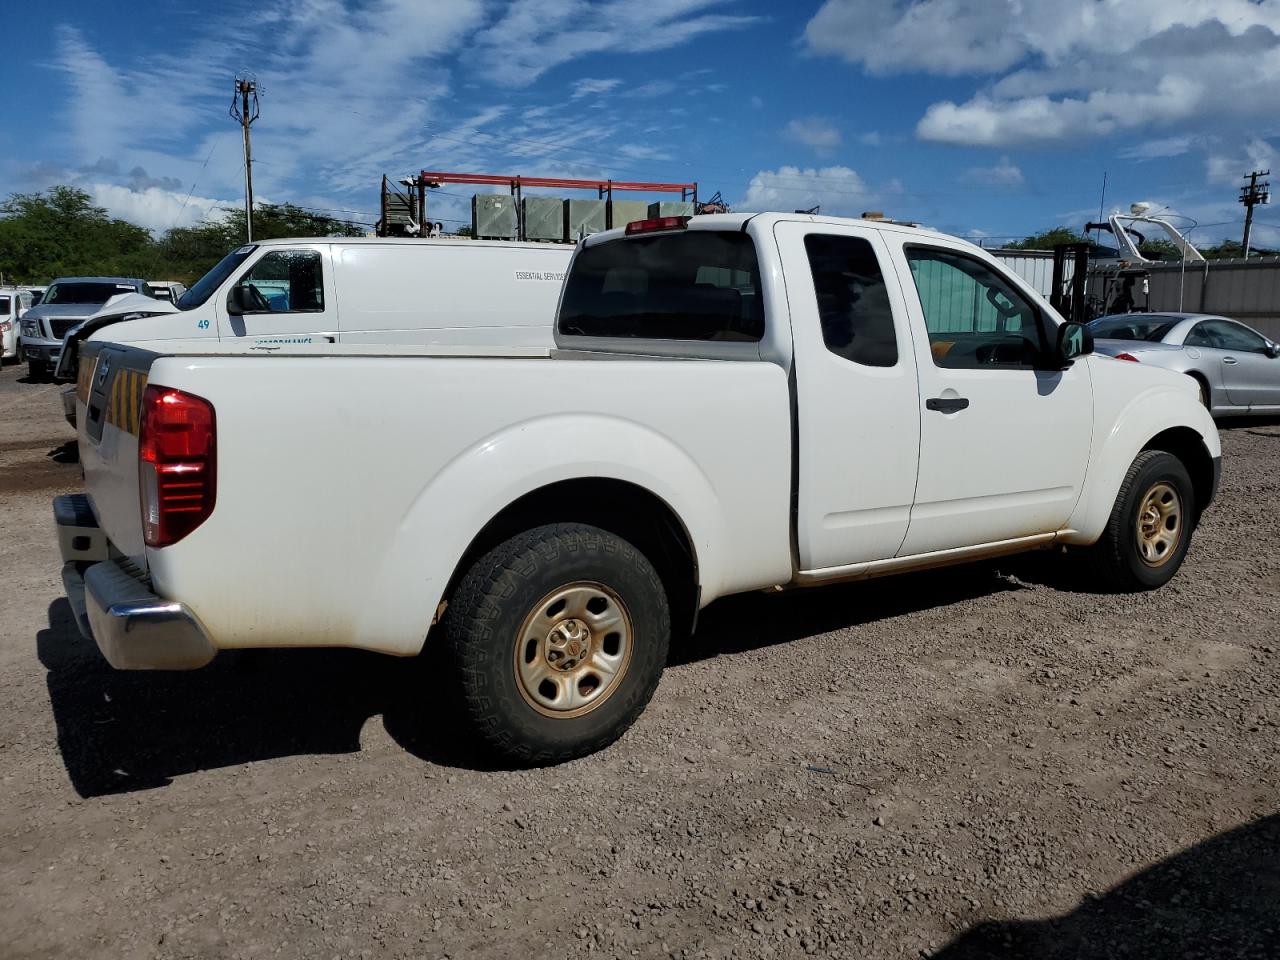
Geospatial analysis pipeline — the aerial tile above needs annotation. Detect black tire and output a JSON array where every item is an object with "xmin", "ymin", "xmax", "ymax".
[
  {"xmin": 28, "ymin": 360, "xmax": 47, "ymax": 380},
  {"xmin": 1089, "ymin": 450, "xmax": 1195, "ymax": 592},
  {"xmin": 443, "ymin": 522, "xmax": 670, "ymax": 765}
]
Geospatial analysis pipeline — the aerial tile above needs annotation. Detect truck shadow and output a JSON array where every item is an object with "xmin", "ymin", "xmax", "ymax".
[
  {"xmin": 39, "ymin": 563, "xmax": 1043, "ymax": 795},
  {"xmin": 38, "ymin": 599, "xmax": 491, "ymax": 797},
  {"xmin": 933, "ymin": 813, "xmax": 1280, "ymax": 959}
]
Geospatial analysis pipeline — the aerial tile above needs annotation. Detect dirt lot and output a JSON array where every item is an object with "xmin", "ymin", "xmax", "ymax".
[{"xmin": 1, "ymin": 358, "xmax": 1278, "ymax": 960}]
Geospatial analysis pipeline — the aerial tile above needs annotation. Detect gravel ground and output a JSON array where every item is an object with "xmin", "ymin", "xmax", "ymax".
[{"xmin": 1, "ymin": 358, "xmax": 1278, "ymax": 960}]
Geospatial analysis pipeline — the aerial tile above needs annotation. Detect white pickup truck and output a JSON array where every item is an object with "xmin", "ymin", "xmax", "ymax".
[{"xmin": 55, "ymin": 212, "xmax": 1220, "ymax": 764}]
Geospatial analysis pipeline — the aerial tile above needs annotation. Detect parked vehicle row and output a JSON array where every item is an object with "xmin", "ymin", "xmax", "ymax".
[
  {"xmin": 56, "ymin": 212, "xmax": 1220, "ymax": 765},
  {"xmin": 1088, "ymin": 312, "xmax": 1280, "ymax": 416}
]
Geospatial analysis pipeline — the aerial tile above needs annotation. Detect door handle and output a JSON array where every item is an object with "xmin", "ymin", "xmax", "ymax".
[
  {"xmin": 1222, "ymin": 356, "xmax": 1238, "ymax": 364},
  {"xmin": 926, "ymin": 397, "xmax": 970, "ymax": 413}
]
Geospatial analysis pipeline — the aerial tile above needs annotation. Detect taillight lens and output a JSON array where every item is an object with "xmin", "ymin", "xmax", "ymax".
[
  {"xmin": 1114, "ymin": 352, "xmax": 1140, "ymax": 363},
  {"xmin": 139, "ymin": 385, "xmax": 216, "ymax": 547}
]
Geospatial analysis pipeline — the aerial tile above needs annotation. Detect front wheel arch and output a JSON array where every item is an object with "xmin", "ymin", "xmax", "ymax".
[
  {"xmin": 1185, "ymin": 371, "xmax": 1211, "ymax": 410},
  {"xmin": 1141, "ymin": 426, "xmax": 1215, "ymax": 524}
]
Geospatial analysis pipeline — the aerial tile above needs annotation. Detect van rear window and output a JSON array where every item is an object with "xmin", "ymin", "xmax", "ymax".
[{"xmin": 558, "ymin": 231, "xmax": 764, "ymax": 341}]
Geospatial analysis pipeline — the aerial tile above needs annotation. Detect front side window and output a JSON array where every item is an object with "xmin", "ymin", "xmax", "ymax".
[
  {"xmin": 905, "ymin": 247, "xmax": 1044, "ymax": 369},
  {"xmin": 231, "ymin": 249, "xmax": 325, "ymax": 313},
  {"xmin": 805, "ymin": 234, "xmax": 897, "ymax": 367},
  {"xmin": 558, "ymin": 231, "xmax": 763, "ymax": 341},
  {"xmin": 1211, "ymin": 320, "xmax": 1269, "ymax": 354},
  {"xmin": 1186, "ymin": 319, "xmax": 1269, "ymax": 353}
]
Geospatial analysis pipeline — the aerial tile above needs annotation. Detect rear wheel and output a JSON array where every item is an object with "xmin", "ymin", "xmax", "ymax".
[
  {"xmin": 1089, "ymin": 450, "xmax": 1195, "ymax": 591},
  {"xmin": 442, "ymin": 523, "xmax": 670, "ymax": 765}
]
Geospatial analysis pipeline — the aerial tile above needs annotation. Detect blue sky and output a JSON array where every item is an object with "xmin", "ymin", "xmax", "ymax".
[{"xmin": 3, "ymin": 0, "xmax": 1278, "ymax": 248}]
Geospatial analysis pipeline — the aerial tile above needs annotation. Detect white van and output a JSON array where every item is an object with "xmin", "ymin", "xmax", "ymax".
[
  {"xmin": 58, "ymin": 236, "xmax": 573, "ymax": 375},
  {"xmin": 1, "ymin": 287, "xmax": 35, "ymax": 364}
]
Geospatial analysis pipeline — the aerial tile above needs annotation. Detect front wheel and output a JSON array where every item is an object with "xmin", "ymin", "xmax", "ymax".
[
  {"xmin": 442, "ymin": 523, "xmax": 670, "ymax": 765},
  {"xmin": 1089, "ymin": 450, "xmax": 1195, "ymax": 591},
  {"xmin": 28, "ymin": 360, "xmax": 48, "ymax": 380}
]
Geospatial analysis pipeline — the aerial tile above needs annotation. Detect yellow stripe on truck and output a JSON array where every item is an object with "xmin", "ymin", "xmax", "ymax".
[{"xmin": 104, "ymin": 369, "xmax": 148, "ymax": 436}]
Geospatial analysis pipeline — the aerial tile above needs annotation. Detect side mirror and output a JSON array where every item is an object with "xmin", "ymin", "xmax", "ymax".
[
  {"xmin": 1055, "ymin": 321, "xmax": 1093, "ymax": 366},
  {"xmin": 1267, "ymin": 341, "xmax": 1280, "ymax": 359},
  {"xmin": 226, "ymin": 285, "xmax": 252, "ymax": 316}
]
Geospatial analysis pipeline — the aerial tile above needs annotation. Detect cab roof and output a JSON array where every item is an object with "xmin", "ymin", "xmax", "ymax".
[{"xmin": 580, "ymin": 211, "xmax": 960, "ymax": 248}]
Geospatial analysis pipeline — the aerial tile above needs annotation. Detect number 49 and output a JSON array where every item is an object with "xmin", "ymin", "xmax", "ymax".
[{"xmin": 197, "ymin": 319, "xmax": 210, "ymax": 329}]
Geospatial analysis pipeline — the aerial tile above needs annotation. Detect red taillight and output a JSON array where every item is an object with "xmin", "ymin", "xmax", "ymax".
[
  {"xmin": 1114, "ymin": 352, "xmax": 1140, "ymax": 363},
  {"xmin": 139, "ymin": 385, "xmax": 216, "ymax": 547},
  {"xmin": 625, "ymin": 215, "xmax": 690, "ymax": 236}
]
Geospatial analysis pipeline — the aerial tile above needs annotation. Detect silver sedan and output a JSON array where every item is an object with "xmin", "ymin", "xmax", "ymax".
[{"xmin": 1088, "ymin": 312, "xmax": 1280, "ymax": 416}]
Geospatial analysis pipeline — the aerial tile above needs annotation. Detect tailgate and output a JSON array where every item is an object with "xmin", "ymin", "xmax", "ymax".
[{"xmin": 76, "ymin": 342, "xmax": 159, "ymax": 570}]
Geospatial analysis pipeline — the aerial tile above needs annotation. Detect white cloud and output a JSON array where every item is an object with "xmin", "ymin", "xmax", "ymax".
[
  {"xmin": 622, "ymin": 80, "xmax": 680, "ymax": 99},
  {"xmin": 856, "ymin": 131, "xmax": 882, "ymax": 147},
  {"xmin": 39, "ymin": 0, "xmax": 758, "ymax": 231},
  {"xmin": 471, "ymin": 0, "xmax": 759, "ymax": 86},
  {"xmin": 1118, "ymin": 135, "xmax": 1199, "ymax": 160},
  {"xmin": 783, "ymin": 117, "xmax": 842, "ymax": 154},
  {"xmin": 960, "ymin": 156, "xmax": 1024, "ymax": 188},
  {"xmin": 88, "ymin": 182, "xmax": 235, "ymax": 234},
  {"xmin": 1206, "ymin": 138, "xmax": 1277, "ymax": 185},
  {"xmin": 802, "ymin": 0, "xmax": 1280, "ymax": 150},
  {"xmin": 570, "ymin": 77, "xmax": 622, "ymax": 99},
  {"xmin": 739, "ymin": 166, "xmax": 875, "ymax": 216}
]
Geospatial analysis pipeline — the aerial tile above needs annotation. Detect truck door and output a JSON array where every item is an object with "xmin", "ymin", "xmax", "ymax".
[
  {"xmin": 219, "ymin": 245, "xmax": 338, "ymax": 344},
  {"xmin": 891, "ymin": 241, "xmax": 1092, "ymax": 556},
  {"xmin": 775, "ymin": 221, "xmax": 921, "ymax": 569}
]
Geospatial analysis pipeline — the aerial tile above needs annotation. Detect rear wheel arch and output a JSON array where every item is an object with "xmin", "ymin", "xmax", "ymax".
[{"xmin": 439, "ymin": 478, "xmax": 700, "ymax": 640}]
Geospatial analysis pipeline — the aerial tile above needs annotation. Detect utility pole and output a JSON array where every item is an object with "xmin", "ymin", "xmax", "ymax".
[
  {"xmin": 1240, "ymin": 169, "xmax": 1270, "ymax": 258},
  {"xmin": 230, "ymin": 76, "xmax": 260, "ymax": 242}
]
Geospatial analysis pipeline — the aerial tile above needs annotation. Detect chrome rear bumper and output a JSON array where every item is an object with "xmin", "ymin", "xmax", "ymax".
[{"xmin": 54, "ymin": 494, "xmax": 215, "ymax": 670}]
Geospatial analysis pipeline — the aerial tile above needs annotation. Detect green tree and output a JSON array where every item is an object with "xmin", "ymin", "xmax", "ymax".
[
  {"xmin": 0, "ymin": 188, "xmax": 366, "ymax": 286},
  {"xmin": 1005, "ymin": 227, "xmax": 1088, "ymax": 250},
  {"xmin": 0, "ymin": 186, "xmax": 152, "ymax": 283}
]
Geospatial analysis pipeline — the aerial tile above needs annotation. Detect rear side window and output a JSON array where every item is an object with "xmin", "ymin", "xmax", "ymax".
[
  {"xmin": 804, "ymin": 234, "xmax": 897, "ymax": 367},
  {"xmin": 558, "ymin": 231, "xmax": 763, "ymax": 341}
]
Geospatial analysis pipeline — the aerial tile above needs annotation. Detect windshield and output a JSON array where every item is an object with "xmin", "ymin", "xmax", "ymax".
[
  {"xmin": 43, "ymin": 281, "xmax": 136, "ymax": 305},
  {"xmin": 177, "ymin": 245, "xmax": 257, "ymax": 310},
  {"xmin": 1089, "ymin": 314, "xmax": 1180, "ymax": 341}
]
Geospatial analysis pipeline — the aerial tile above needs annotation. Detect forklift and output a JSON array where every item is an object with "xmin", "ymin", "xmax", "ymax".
[{"xmin": 1051, "ymin": 241, "xmax": 1150, "ymax": 324}]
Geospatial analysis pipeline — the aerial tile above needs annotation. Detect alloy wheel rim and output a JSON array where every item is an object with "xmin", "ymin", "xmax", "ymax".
[
  {"xmin": 514, "ymin": 581, "xmax": 632, "ymax": 719},
  {"xmin": 1135, "ymin": 481, "xmax": 1182, "ymax": 567}
]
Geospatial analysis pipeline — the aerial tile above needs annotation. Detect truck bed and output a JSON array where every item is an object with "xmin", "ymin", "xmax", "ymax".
[{"xmin": 75, "ymin": 341, "xmax": 794, "ymax": 657}]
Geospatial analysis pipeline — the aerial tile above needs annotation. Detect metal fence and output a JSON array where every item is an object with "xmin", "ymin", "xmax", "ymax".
[{"xmin": 1089, "ymin": 257, "xmax": 1280, "ymax": 339}]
